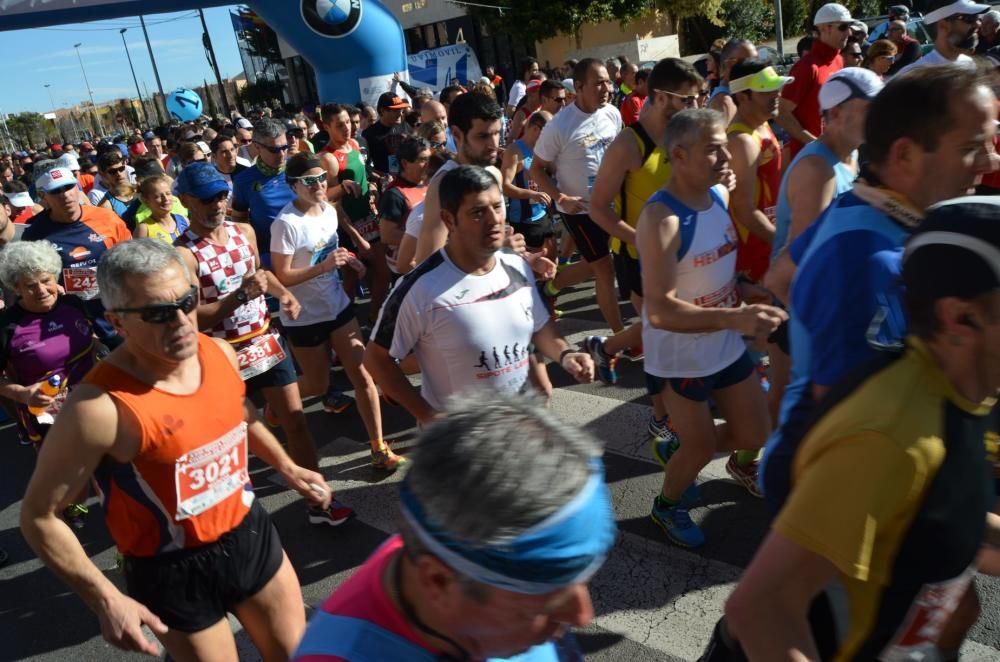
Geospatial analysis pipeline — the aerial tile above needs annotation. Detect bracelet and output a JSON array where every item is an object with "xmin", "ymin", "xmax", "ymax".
[{"xmin": 559, "ymin": 348, "xmax": 575, "ymax": 364}]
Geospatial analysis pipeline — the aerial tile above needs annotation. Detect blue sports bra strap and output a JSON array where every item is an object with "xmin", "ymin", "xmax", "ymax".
[{"xmin": 294, "ymin": 612, "xmax": 439, "ymax": 662}]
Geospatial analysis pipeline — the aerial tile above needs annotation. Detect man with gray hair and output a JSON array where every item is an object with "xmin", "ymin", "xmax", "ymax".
[
  {"xmin": 20, "ymin": 238, "xmax": 330, "ymax": 660},
  {"xmin": 292, "ymin": 391, "xmax": 617, "ymax": 661},
  {"xmin": 977, "ymin": 8, "xmax": 1000, "ymax": 52},
  {"xmin": 230, "ymin": 118, "xmax": 295, "ymax": 268}
]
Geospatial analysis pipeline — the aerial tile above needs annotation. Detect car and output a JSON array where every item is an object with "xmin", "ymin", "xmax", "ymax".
[{"xmin": 863, "ymin": 13, "xmax": 934, "ymax": 52}]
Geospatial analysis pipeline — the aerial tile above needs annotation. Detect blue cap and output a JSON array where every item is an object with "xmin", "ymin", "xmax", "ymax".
[
  {"xmin": 175, "ymin": 162, "xmax": 230, "ymax": 199},
  {"xmin": 143, "ymin": 131, "xmax": 155, "ymax": 140}
]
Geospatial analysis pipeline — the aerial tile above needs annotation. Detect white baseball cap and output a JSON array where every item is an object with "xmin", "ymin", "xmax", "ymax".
[
  {"xmin": 924, "ymin": 0, "xmax": 990, "ymax": 24},
  {"xmin": 35, "ymin": 167, "xmax": 77, "ymax": 193},
  {"xmin": 56, "ymin": 152, "xmax": 80, "ymax": 172},
  {"xmin": 814, "ymin": 3, "xmax": 852, "ymax": 25},
  {"xmin": 236, "ymin": 117, "xmax": 253, "ymax": 130},
  {"xmin": 819, "ymin": 67, "xmax": 884, "ymax": 111},
  {"xmin": 4, "ymin": 191, "xmax": 32, "ymax": 208}
]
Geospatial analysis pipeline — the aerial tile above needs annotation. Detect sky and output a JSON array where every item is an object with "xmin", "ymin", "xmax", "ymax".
[{"xmin": 1, "ymin": 6, "xmax": 247, "ymax": 116}]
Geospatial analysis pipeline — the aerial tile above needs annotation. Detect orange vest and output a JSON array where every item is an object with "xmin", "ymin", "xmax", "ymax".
[
  {"xmin": 86, "ymin": 335, "xmax": 253, "ymax": 557},
  {"xmin": 728, "ymin": 121, "xmax": 782, "ymax": 282}
]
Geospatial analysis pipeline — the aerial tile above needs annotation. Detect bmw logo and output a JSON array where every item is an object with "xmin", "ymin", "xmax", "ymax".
[{"xmin": 302, "ymin": 0, "xmax": 363, "ymax": 38}]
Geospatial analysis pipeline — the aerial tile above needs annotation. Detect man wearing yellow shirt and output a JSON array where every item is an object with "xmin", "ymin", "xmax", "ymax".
[{"xmin": 722, "ymin": 198, "xmax": 1000, "ymax": 661}]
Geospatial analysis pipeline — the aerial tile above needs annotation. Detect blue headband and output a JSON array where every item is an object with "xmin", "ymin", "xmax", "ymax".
[{"xmin": 399, "ymin": 460, "xmax": 617, "ymax": 595}]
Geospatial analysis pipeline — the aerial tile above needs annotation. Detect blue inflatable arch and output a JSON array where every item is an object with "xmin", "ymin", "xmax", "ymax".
[{"xmin": 0, "ymin": 0, "xmax": 407, "ymax": 104}]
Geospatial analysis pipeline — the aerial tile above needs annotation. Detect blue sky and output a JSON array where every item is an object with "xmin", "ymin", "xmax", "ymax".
[{"xmin": 1, "ymin": 6, "xmax": 246, "ymax": 115}]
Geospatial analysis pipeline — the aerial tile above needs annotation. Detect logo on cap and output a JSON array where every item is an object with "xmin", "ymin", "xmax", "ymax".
[
  {"xmin": 51, "ymin": 170, "xmax": 64, "ymax": 180},
  {"xmin": 301, "ymin": 0, "xmax": 363, "ymax": 38}
]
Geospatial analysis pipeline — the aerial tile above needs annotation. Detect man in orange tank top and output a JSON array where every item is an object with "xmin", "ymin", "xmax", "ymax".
[{"xmin": 20, "ymin": 239, "xmax": 331, "ymax": 660}]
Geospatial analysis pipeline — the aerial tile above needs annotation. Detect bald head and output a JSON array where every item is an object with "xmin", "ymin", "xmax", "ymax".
[{"xmin": 421, "ymin": 100, "xmax": 448, "ymax": 126}]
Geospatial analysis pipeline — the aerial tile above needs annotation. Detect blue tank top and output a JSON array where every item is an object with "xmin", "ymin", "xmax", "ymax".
[
  {"xmin": 100, "ymin": 191, "xmax": 131, "ymax": 219},
  {"xmin": 508, "ymin": 140, "xmax": 547, "ymax": 224},
  {"xmin": 772, "ymin": 140, "xmax": 856, "ymax": 260}
]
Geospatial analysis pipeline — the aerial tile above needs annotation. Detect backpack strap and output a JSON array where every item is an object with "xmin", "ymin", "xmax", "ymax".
[{"xmin": 619, "ymin": 123, "xmax": 658, "ymax": 226}]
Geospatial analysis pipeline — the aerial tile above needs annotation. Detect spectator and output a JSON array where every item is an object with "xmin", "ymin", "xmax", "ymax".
[
  {"xmin": 507, "ymin": 56, "xmax": 539, "ymax": 114},
  {"xmin": 862, "ymin": 39, "xmax": 898, "ymax": 79},
  {"xmin": 978, "ymin": 9, "xmax": 1000, "ymax": 53},
  {"xmin": 885, "ymin": 19, "xmax": 922, "ymax": 74}
]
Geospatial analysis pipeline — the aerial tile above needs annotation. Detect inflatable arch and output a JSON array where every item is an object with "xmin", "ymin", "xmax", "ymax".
[{"xmin": 0, "ymin": 0, "xmax": 407, "ymax": 104}]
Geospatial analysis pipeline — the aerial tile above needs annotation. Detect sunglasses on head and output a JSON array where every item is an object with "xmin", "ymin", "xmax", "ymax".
[
  {"xmin": 254, "ymin": 141, "xmax": 290, "ymax": 154},
  {"xmin": 105, "ymin": 165, "xmax": 127, "ymax": 175},
  {"xmin": 110, "ymin": 285, "xmax": 198, "ymax": 324},
  {"xmin": 289, "ymin": 172, "xmax": 327, "ymax": 186}
]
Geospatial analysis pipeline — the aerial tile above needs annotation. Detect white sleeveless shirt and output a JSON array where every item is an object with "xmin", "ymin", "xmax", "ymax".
[{"xmin": 641, "ymin": 186, "xmax": 746, "ymax": 378}]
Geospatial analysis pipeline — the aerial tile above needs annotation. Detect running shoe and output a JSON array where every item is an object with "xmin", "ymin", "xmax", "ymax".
[
  {"xmin": 651, "ymin": 435, "xmax": 680, "ymax": 468},
  {"xmin": 63, "ymin": 503, "xmax": 88, "ymax": 530},
  {"xmin": 725, "ymin": 452, "xmax": 763, "ymax": 498},
  {"xmin": 650, "ymin": 499, "xmax": 705, "ymax": 548},
  {"xmin": 583, "ymin": 335, "xmax": 618, "ymax": 385},
  {"xmin": 323, "ymin": 389, "xmax": 354, "ymax": 414},
  {"xmin": 308, "ymin": 500, "xmax": 356, "ymax": 527},
  {"xmin": 648, "ymin": 415, "xmax": 678, "ymax": 441},
  {"xmin": 624, "ymin": 344, "xmax": 644, "ymax": 362},
  {"xmin": 371, "ymin": 445, "xmax": 407, "ymax": 472},
  {"xmin": 263, "ymin": 403, "xmax": 280, "ymax": 428}
]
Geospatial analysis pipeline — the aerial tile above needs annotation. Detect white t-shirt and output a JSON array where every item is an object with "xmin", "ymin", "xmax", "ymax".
[
  {"xmin": 532, "ymin": 102, "xmax": 622, "ymax": 215},
  {"xmin": 404, "ymin": 200, "xmax": 425, "ymax": 239},
  {"xmin": 270, "ymin": 200, "xmax": 350, "ymax": 327},
  {"xmin": 896, "ymin": 49, "xmax": 974, "ymax": 76},
  {"xmin": 371, "ymin": 249, "xmax": 549, "ymax": 411},
  {"xmin": 508, "ymin": 80, "xmax": 526, "ymax": 109}
]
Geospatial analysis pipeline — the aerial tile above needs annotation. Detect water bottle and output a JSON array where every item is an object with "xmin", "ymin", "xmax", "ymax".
[{"xmin": 28, "ymin": 375, "xmax": 62, "ymax": 417}]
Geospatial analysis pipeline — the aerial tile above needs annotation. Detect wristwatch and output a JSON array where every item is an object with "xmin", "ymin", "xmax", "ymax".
[{"xmin": 234, "ymin": 288, "xmax": 248, "ymax": 304}]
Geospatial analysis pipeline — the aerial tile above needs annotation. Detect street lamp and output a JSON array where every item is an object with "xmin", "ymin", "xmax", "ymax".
[
  {"xmin": 73, "ymin": 42, "xmax": 105, "ymax": 137},
  {"xmin": 43, "ymin": 84, "xmax": 56, "ymax": 114},
  {"xmin": 120, "ymin": 28, "xmax": 150, "ymax": 128}
]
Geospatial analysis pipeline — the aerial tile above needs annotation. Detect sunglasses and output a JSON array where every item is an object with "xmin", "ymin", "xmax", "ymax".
[
  {"xmin": 548, "ymin": 95, "xmax": 568, "ymax": 104},
  {"xmin": 47, "ymin": 183, "xmax": 77, "ymax": 195},
  {"xmin": 105, "ymin": 165, "xmax": 127, "ymax": 175},
  {"xmin": 844, "ymin": 50, "xmax": 863, "ymax": 57},
  {"xmin": 949, "ymin": 14, "xmax": 981, "ymax": 24},
  {"xmin": 110, "ymin": 286, "xmax": 198, "ymax": 324},
  {"xmin": 290, "ymin": 172, "xmax": 327, "ymax": 186},
  {"xmin": 655, "ymin": 88, "xmax": 698, "ymax": 106},
  {"xmin": 195, "ymin": 191, "xmax": 228, "ymax": 205},
  {"xmin": 254, "ymin": 141, "xmax": 290, "ymax": 153},
  {"xmin": 837, "ymin": 23, "xmax": 852, "ymax": 31}
]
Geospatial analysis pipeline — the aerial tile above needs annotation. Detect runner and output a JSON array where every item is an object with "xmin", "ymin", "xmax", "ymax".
[
  {"xmin": 723, "ymin": 201, "xmax": 1000, "ymax": 661},
  {"xmin": 23, "ymin": 161, "xmax": 131, "ymax": 347},
  {"xmin": 777, "ymin": 3, "xmax": 850, "ymax": 160},
  {"xmin": 637, "ymin": 109, "xmax": 786, "ymax": 548},
  {"xmin": 509, "ymin": 77, "xmax": 544, "ymax": 142},
  {"xmin": 133, "ymin": 174, "xmax": 189, "ymax": 243},
  {"xmin": 377, "ymin": 137, "xmax": 430, "ymax": 278},
  {"xmin": 529, "ymin": 58, "xmax": 624, "ymax": 343},
  {"xmin": 362, "ymin": 93, "xmax": 410, "ymax": 177},
  {"xmin": 500, "ymin": 111, "xmax": 554, "ymax": 257},
  {"xmin": 87, "ymin": 150, "xmax": 131, "ymax": 207},
  {"xmin": 364, "ymin": 166, "xmax": 594, "ymax": 425},
  {"xmin": 760, "ymin": 65, "xmax": 997, "ymax": 514},
  {"xmin": 620, "ymin": 68, "xmax": 649, "ymax": 126},
  {"xmin": 727, "ymin": 59, "xmax": 792, "ymax": 284},
  {"xmin": 291, "ymin": 391, "xmax": 616, "ymax": 662},
  {"xmin": 896, "ymin": 0, "xmax": 989, "ymax": 73},
  {"xmin": 230, "ymin": 119, "xmax": 295, "ymax": 268},
  {"xmin": 20, "ymin": 238, "xmax": 331, "ymax": 660},
  {"xmin": 708, "ymin": 38, "xmax": 758, "ymax": 124},
  {"xmin": 270, "ymin": 153, "xmax": 404, "ymax": 471},
  {"xmin": 174, "ymin": 162, "xmax": 355, "ymax": 526},
  {"xmin": 538, "ymin": 79, "xmax": 569, "ymax": 116},
  {"xmin": 210, "ymin": 135, "xmax": 248, "ymax": 212},
  {"xmin": 585, "ymin": 57, "xmax": 704, "ymax": 389}
]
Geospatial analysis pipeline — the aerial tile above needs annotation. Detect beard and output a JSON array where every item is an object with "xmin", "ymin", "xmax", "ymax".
[{"xmin": 952, "ymin": 29, "xmax": 979, "ymax": 51}]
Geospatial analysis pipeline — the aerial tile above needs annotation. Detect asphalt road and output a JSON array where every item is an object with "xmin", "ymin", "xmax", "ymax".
[{"xmin": 1, "ymin": 282, "xmax": 998, "ymax": 661}]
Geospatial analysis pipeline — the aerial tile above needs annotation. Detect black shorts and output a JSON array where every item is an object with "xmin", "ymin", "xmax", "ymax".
[
  {"xmin": 645, "ymin": 351, "xmax": 755, "ymax": 402},
  {"xmin": 243, "ymin": 333, "xmax": 299, "ymax": 393},
  {"xmin": 123, "ymin": 500, "xmax": 283, "ymax": 633},
  {"xmin": 562, "ymin": 213, "xmax": 610, "ymax": 262},
  {"xmin": 613, "ymin": 250, "xmax": 642, "ymax": 300},
  {"xmin": 283, "ymin": 305, "xmax": 357, "ymax": 348},
  {"xmin": 511, "ymin": 215, "xmax": 556, "ymax": 250}
]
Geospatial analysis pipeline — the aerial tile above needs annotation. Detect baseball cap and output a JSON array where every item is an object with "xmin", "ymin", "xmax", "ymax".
[
  {"xmin": 174, "ymin": 161, "xmax": 229, "ymax": 200},
  {"xmin": 924, "ymin": 0, "xmax": 989, "ymax": 24},
  {"xmin": 814, "ymin": 3, "xmax": 852, "ymax": 25},
  {"xmin": 903, "ymin": 197, "xmax": 1000, "ymax": 302},
  {"xmin": 56, "ymin": 152, "xmax": 81, "ymax": 172},
  {"xmin": 235, "ymin": 117, "xmax": 253, "ymax": 130},
  {"xmin": 819, "ymin": 67, "xmax": 884, "ymax": 110},
  {"xmin": 561, "ymin": 78, "xmax": 576, "ymax": 94},
  {"xmin": 851, "ymin": 20, "xmax": 869, "ymax": 35},
  {"xmin": 35, "ymin": 166, "xmax": 76, "ymax": 193},
  {"xmin": 889, "ymin": 4, "xmax": 910, "ymax": 17},
  {"xmin": 5, "ymin": 191, "xmax": 33, "ymax": 208},
  {"xmin": 377, "ymin": 92, "xmax": 410, "ymax": 111},
  {"xmin": 143, "ymin": 130, "xmax": 155, "ymax": 140},
  {"xmin": 730, "ymin": 66, "xmax": 795, "ymax": 93},
  {"xmin": 526, "ymin": 79, "xmax": 543, "ymax": 93}
]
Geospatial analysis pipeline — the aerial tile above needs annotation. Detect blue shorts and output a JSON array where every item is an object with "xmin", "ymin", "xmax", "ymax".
[{"xmin": 645, "ymin": 351, "xmax": 755, "ymax": 402}]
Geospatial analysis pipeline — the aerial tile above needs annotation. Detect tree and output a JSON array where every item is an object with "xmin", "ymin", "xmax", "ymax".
[
  {"xmin": 467, "ymin": 0, "xmax": 650, "ymax": 50},
  {"xmin": 6, "ymin": 112, "xmax": 47, "ymax": 149},
  {"xmin": 238, "ymin": 79, "xmax": 284, "ymax": 109}
]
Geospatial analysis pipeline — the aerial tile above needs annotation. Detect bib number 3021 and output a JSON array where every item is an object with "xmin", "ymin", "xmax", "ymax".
[{"xmin": 174, "ymin": 422, "xmax": 249, "ymax": 520}]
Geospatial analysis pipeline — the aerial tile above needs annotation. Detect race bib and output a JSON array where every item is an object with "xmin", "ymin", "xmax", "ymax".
[
  {"xmin": 34, "ymin": 385, "xmax": 70, "ymax": 426},
  {"xmin": 354, "ymin": 215, "xmax": 380, "ymax": 242},
  {"xmin": 880, "ymin": 565, "xmax": 976, "ymax": 661},
  {"xmin": 236, "ymin": 332, "xmax": 286, "ymax": 381},
  {"xmin": 763, "ymin": 205, "xmax": 778, "ymax": 222},
  {"xmin": 63, "ymin": 267, "xmax": 99, "ymax": 300},
  {"xmin": 174, "ymin": 423, "xmax": 249, "ymax": 520}
]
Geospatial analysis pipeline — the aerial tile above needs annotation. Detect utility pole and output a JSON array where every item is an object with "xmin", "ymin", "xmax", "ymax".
[
  {"xmin": 43, "ymin": 84, "xmax": 56, "ymax": 113},
  {"xmin": 199, "ymin": 9, "xmax": 232, "ymax": 118},
  {"xmin": 73, "ymin": 42, "xmax": 105, "ymax": 136},
  {"xmin": 120, "ymin": 28, "xmax": 151, "ymax": 127},
  {"xmin": 140, "ymin": 15, "xmax": 166, "ymax": 124}
]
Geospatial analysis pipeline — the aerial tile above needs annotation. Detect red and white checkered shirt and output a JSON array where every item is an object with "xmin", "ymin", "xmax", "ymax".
[{"xmin": 178, "ymin": 222, "xmax": 269, "ymax": 344}]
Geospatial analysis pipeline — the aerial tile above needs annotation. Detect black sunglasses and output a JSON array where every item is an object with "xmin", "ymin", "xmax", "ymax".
[
  {"xmin": 949, "ymin": 14, "xmax": 981, "ymax": 24},
  {"xmin": 47, "ymin": 183, "xmax": 77, "ymax": 195},
  {"xmin": 105, "ymin": 165, "xmax": 127, "ymax": 175},
  {"xmin": 254, "ymin": 141, "xmax": 290, "ymax": 154},
  {"xmin": 837, "ymin": 23, "xmax": 852, "ymax": 31},
  {"xmin": 110, "ymin": 286, "xmax": 198, "ymax": 323}
]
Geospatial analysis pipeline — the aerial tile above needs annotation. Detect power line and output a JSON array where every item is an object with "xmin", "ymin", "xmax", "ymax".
[{"xmin": 32, "ymin": 12, "xmax": 200, "ymax": 33}]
